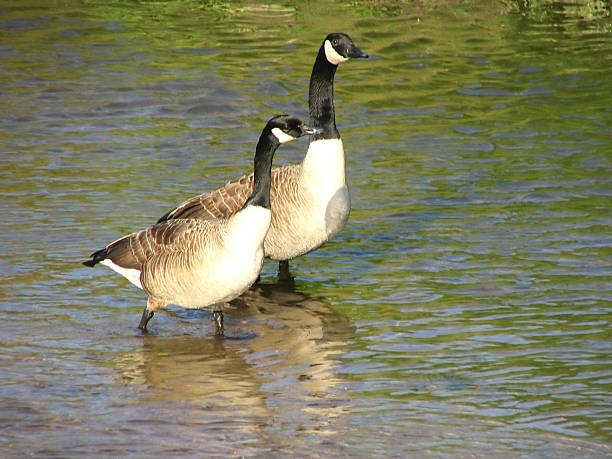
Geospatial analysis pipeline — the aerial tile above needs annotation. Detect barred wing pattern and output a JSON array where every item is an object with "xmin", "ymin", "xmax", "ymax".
[
  {"xmin": 102, "ymin": 219, "xmax": 223, "ymax": 272},
  {"xmin": 158, "ymin": 174, "xmax": 255, "ymax": 222},
  {"xmin": 158, "ymin": 165, "xmax": 302, "ymax": 224}
]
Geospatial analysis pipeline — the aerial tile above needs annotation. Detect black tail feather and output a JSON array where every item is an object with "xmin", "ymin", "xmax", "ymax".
[
  {"xmin": 82, "ymin": 248, "xmax": 108, "ymax": 268},
  {"xmin": 157, "ymin": 209, "xmax": 171, "ymax": 223}
]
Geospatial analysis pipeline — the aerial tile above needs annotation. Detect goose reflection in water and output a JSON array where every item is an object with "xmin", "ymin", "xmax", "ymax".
[{"xmin": 114, "ymin": 282, "xmax": 354, "ymax": 440}]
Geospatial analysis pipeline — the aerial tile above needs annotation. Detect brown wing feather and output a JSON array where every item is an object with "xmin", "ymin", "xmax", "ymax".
[
  {"xmin": 158, "ymin": 174, "xmax": 254, "ymax": 222},
  {"xmin": 104, "ymin": 220, "xmax": 212, "ymax": 270},
  {"xmin": 158, "ymin": 165, "xmax": 302, "ymax": 223}
]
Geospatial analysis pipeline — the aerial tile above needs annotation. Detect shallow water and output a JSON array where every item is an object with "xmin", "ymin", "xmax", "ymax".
[{"xmin": 1, "ymin": 0, "xmax": 611, "ymax": 456}]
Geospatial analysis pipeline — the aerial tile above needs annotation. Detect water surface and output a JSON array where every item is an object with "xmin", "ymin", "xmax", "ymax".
[{"xmin": 1, "ymin": 1, "xmax": 611, "ymax": 456}]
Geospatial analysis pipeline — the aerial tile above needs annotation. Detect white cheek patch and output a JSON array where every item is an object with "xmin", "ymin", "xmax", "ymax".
[
  {"xmin": 272, "ymin": 127, "xmax": 297, "ymax": 144},
  {"xmin": 324, "ymin": 40, "xmax": 349, "ymax": 65}
]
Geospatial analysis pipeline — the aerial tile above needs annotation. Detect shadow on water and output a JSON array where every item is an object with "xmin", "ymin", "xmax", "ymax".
[{"xmin": 110, "ymin": 281, "xmax": 355, "ymax": 453}]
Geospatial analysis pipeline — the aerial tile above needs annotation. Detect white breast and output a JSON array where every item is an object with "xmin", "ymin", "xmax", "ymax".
[
  {"xmin": 226, "ymin": 205, "xmax": 272, "ymax": 250},
  {"xmin": 262, "ymin": 138, "xmax": 350, "ymax": 260},
  {"xmin": 301, "ymin": 138, "xmax": 349, "ymax": 231},
  {"xmin": 301, "ymin": 138, "xmax": 346, "ymax": 204},
  {"xmin": 201, "ymin": 205, "xmax": 271, "ymax": 304}
]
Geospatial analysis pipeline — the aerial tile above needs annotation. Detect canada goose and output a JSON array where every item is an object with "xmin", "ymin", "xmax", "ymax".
[
  {"xmin": 83, "ymin": 115, "xmax": 317, "ymax": 334},
  {"xmin": 157, "ymin": 33, "xmax": 368, "ymax": 281}
]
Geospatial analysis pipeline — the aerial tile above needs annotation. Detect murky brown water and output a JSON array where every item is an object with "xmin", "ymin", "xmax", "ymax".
[{"xmin": 1, "ymin": 0, "xmax": 610, "ymax": 456}]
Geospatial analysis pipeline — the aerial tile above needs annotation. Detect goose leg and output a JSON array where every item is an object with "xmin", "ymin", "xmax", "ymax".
[
  {"xmin": 212, "ymin": 310, "xmax": 224, "ymax": 336},
  {"xmin": 139, "ymin": 297, "xmax": 164, "ymax": 332},
  {"xmin": 138, "ymin": 308, "xmax": 154, "ymax": 332},
  {"xmin": 278, "ymin": 260, "xmax": 294, "ymax": 283}
]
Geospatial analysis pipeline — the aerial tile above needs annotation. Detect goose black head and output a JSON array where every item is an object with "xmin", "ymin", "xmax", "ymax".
[
  {"xmin": 268, "ymin": 115, "xmax": 320, "ymax": 144},
  {"xmin": 323, "ymin": 32, "xmax": 369, "ymax": 65}
]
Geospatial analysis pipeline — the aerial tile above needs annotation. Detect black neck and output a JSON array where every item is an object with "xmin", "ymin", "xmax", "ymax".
[
  {"xmin": 308, "ymin": 45, "xmax": 340, "ymax": 141},
  {"xmin": 243, "ymin": 132, "xmax": 278, "ymax": 209}
]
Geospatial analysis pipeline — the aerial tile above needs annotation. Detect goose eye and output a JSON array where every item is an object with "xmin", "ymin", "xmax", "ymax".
[{"xmin": 332, "ymin": 39, "xmax": 338, "ymax": 45}]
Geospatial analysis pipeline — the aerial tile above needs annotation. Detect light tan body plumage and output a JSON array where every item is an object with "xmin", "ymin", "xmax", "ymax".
[{"xmin": 100, "ymin": 207, "xmax": 270, "ymax": 313}]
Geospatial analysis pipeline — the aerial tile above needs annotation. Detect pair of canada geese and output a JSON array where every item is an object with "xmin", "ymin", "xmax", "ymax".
[{"xmin": 83, "ymin": 33, "xmax": 368, "ymax": 334}]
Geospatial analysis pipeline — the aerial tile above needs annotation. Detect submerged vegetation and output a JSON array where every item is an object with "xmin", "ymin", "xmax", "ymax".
[
  {"xmin": 131, "ymin": 0, "xmax": 610, "ymax": 21},
  {"xmin": 502, "ymin": 0, "xmax": 610, "ymax": 21}
]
